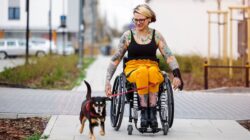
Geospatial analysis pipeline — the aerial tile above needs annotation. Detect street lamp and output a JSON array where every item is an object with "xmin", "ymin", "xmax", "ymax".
[
  {"xmin": 25, "ymin": 0, "xmax": 30, "ymax": 65},
  {"xmin": 49, "ymin": 0, "xmax": 52, "ymax": 55},
  {"xmin": 77, "ymin": 0, "xmax": 85, "ymax": 68}
]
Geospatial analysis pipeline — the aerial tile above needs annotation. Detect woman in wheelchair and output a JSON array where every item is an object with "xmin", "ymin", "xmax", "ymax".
[{"xmin": 105, "ymin": 4, "xmax": 183, "ymax": 130}]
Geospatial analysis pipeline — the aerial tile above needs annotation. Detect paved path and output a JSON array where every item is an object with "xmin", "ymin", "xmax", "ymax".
[
  {"xmin": 0, "ymin": 58, "xmax": 25, "ymax": 72},
  {"xmin": 72, "ymin": 55, "xmax": 123, "ymax": 92},
  {"xmin": 1, "ymin": 87, "xmax": 250, "ymax": 120},
  {"xmin": 0, "ymin": 55, "xmax": 250, "ymax": 139},
  {"xmin": 41, "ymin": 116, "xmax": 250, "ymax": 140}
]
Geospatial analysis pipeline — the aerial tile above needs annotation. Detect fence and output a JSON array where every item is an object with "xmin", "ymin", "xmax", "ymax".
[{"xmin": 204, "ymin": 61, "xmax": 250, "ymax": 89}]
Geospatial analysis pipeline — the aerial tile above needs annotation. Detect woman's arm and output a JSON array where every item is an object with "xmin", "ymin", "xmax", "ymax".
[
  {"xmin": 155, "ymin": 30, "xmax": 184, "ymax": 90},
  {"xmin": 155, "ymin": 30, "xmax": 179, "ymax": 70},
  {"xmin": 105, "ymin": 31, "xmax": 130, "ymax": 96}
]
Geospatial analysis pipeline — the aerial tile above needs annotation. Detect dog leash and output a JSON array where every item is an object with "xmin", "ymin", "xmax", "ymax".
[{"xmin": 110, "ymin": 83, "xmax": 156, "ymax": 97}]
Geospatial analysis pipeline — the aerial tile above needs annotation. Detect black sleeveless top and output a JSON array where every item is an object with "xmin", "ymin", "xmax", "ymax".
[{"xmin": 127, "ymin": 29, "xmax": 158, "ymax": 62}]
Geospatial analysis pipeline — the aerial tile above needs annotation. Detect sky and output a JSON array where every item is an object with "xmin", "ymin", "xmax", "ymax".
[{"xmin": 98, "ymin": 0, "xmax": 145, "ymax": 31}]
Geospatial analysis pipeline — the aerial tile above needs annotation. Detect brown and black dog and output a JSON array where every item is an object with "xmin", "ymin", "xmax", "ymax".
[{"xmin": 79, "ymin": 80, "xmax": 109, "ymax": 140}]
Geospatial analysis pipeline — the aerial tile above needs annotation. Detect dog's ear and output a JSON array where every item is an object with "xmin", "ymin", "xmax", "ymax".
[{"xmin": 84, "ymin": 80, "xmax": 92, "ymax": 100}]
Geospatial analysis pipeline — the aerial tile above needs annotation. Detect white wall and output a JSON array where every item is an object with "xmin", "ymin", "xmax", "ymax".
[
  {"xmin": 0, "ymin": 0, "xmax": 68, "ymax": 30},
  {"xmin": 98, "ymin": 0, "xmax": 243, "ymax": 57},
  {"xmin": 150, "ymin": 0, "xmax": 242, "ymax": 57}
]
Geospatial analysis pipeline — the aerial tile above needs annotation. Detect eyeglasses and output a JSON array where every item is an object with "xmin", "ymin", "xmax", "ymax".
[{"xmin": 132, "ymin": 18, "xmax": 148, "ymax": 24}]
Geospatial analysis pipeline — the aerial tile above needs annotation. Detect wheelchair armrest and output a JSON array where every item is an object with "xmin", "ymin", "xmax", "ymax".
[
  {"xmin": 161, "ymin": 71, "xmax": 169, "ymax": 77},
  {"xmin": 123, "ymin": 57, "xmax": 128, "ymax": 70}
]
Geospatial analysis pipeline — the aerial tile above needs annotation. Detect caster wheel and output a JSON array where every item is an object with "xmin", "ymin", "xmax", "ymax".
[
  {"xmin": 127, "ymin": 125, "xmax": 133, "ymax": 135},
  {"xmin": 163, "ymin": 124, "xmax": 169, "ymax": 135}
]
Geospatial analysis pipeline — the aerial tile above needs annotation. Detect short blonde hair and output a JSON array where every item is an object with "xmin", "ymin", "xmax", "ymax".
[{"xmin": 133, "ymin": 4, "xmax": 156, "ymax": 22}]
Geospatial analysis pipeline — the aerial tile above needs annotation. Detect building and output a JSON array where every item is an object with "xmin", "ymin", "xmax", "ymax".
[{"xmin": 0, "ymin": 0, "xmax": 99, "ymax": 52}]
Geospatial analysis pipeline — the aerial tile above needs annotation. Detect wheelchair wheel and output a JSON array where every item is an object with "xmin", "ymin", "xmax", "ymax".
[
  {"xmin": 159, "ymin": 77, "xmax": 174, "ymax": 128},
  {"xmin": 127, "ymin": 125, "xmax": 133, "ymax": 135},
  {"xmin": 162, "ymin": 123, "xmax": 169, "ymax": 135},
  {"xmin": 167, "ymin": 79, "xmax": 174, "ymax": 128},
  {"xmin": 110, "ymin": 74, "xmax": 126, "ymax": 131}
]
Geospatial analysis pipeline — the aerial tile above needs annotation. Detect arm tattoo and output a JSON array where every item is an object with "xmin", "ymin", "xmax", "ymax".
[
  {"xmin": 156, "ymin": 31, "xmax": 179, "ymax": 70},
  {"xmin": 106, "ymin": 32, "xmax": 128, "ymax": 83},
  {"xmin": 106, "ymin": 62, "xmax": 117, "ymax": 83},
  {"xmin": 111, "ymin": 33, "xmax": 127, "ymax": 62}
]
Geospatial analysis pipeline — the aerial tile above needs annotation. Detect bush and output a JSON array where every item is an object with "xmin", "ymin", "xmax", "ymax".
[{"xmin": 0, "ymin": 55, "xmax": 95, "ymax": 90}]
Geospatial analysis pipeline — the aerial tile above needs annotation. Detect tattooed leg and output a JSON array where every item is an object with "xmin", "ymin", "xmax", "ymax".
[
  {"xmin": 149, "ymin": 92, "xmax": 158, "ymax": 107},
  {"xmin": 139, "ymin": 94, "xmax": 149, "ymax": 107}
]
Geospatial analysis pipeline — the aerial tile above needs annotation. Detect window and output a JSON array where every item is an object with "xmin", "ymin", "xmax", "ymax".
[
  {"xmin": 8, "ymin": 7, "xmax": 20, "ymax": 20},
  {"xmin": 0, "ymin": 42, "xmax": 5, "ymax": 47},
  {"xmin": 8, "ymin": 0, "xmax": 20, "ymax": 20},
  {"xmin": 7, "ymin": 41, "xmax": 16, "ymax": 47},
  {"xmin": 18, "ymin": 41, "xmax": 25, "ymax": 47}
]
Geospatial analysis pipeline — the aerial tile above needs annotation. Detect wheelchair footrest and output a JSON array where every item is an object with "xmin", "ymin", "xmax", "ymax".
[{"xmin": 137, "ymin": 127, "xmax": 161, "ymax": 133}]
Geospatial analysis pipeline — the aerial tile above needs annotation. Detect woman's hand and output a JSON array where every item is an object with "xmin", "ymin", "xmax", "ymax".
[
  {"xmin": 172, "ymin": 77, "xmax": 181, "ymax": 90},
  {"xmin": 105, "ymin": 82, "xmax": 112, "ymax": 97}
]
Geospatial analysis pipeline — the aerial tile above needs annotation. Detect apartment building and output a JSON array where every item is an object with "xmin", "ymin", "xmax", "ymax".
[{"xmin": 0, "ymin": 0, "xmax": 98, "ymax": 49}]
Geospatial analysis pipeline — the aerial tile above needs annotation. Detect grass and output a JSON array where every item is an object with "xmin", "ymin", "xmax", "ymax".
[
  {"xmin": 24, "ymin": 133, "xmax": 49, "ymax": 140},
  {"xmin": 158, "ymin": 54, "xmax": 247, "ymax": 89},
  {"xmin": 0, "ymin": 55, "xmax": 95, "ymax": 90}
]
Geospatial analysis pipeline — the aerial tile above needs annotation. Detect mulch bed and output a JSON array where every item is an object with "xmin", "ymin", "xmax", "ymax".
[
  {"xmin": 237, "ymin": 120, "xmax": 250, "ymax": 132},
  {"xmin": 0, "ymin": 117, "xmax": 48, "ymax": 140}
]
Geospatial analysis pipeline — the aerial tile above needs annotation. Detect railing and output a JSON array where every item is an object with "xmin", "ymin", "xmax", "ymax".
[{"xmin": 204, "ymin": 61, "xmax": 250, "ymax": 89}]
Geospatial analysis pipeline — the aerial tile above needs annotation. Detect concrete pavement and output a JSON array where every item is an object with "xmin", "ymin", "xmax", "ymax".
[
  {"xmin": 1, "ymin": 87, "xmax": 250, "ymax": 120},
  {"xmin": 0, "ymin": 58, "xmax": 25, "ymax": 72},
  {"xmin": 0, "ymin": 55, "xmax": 250, "ymax": 139},
  {"xmin": 41, "ymin": 116, "xmax": 250, "ymax": 140}
]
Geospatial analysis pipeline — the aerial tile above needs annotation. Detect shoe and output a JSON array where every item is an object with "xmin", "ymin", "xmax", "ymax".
[
  {"xmin": 140, "ymin": 107, "xmax": 149, "ymax": 128},
  {"xmin": 149, "ymin": 107, "xmax": 158, "ymax": 128}
]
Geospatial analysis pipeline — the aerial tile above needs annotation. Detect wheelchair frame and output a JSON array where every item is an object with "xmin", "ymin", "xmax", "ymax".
[{"xmin": 110, "ymin": 70, "xmax": 174, "ymax": 135}]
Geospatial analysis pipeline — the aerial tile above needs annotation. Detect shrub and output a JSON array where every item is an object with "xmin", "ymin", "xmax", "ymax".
[{"xmin": 0, "ymin": 55, "xmax": 95, "ymax": 90}]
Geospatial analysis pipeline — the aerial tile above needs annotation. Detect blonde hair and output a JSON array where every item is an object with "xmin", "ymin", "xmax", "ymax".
[{"xmin": 133, "ymin": 4, "xmax": 156, "ymax": 22}]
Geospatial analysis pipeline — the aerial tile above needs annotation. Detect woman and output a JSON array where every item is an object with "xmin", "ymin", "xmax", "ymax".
[{"xmin": 105, "ymin": 4, "xmax": 183, "ymax": 129}]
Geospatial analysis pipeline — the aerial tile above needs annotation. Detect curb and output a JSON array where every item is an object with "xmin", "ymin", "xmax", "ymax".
[{"xmin": 40, "ymin": 115, "xmax": 58, "ymax": 140}]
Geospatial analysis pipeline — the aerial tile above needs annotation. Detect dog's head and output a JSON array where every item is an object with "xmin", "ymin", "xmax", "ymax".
[
  {"xmin": 89, "ymin": 96, "xmax": 108, "ymax": 116},
  {"xmin": 84, "ymin": 80, "xmax": 110, "ymax": 116}
]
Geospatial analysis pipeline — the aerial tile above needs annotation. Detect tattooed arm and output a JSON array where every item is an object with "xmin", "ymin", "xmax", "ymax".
[
  {"xmin": 105, "ymin": 31, "xmax": 130, "ymax": 96},
  {"xmin": 155, "ymin": 30, "xmax": 184, "ymax": 90}
]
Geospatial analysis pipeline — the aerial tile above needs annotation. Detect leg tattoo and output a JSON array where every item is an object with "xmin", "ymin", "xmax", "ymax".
[
  {"xmin": 139, "ymin": 94, "xmax": 149, "ymax": 107},
  {"xmin": 149, "ymin": 93, "xmax": 158, "ymax": 107}
]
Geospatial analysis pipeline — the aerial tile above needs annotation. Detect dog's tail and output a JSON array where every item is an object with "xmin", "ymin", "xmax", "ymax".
[{"xmin": 84, "ymin": 80, "xmax": 91, "ymax": 100}]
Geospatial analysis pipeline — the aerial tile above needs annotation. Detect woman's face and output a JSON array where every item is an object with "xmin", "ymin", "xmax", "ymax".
[{"xmin": 133, "ymin": 12, "xmax": 150, "ymax": 31}]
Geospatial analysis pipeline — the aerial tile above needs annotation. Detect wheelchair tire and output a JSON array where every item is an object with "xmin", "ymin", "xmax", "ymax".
[
  {"xmin": 110, "ymin": 76, "xmax": 119, "ymax": 127},
  {"xmin": 163, "ymin": 123, "xmax": 169, "ymax": 135},
  {"xmin": 159, "ymin": 77, "xmax": 174, "ymax": 129},
  {"xmin": 110, "ymin": 74, "xmax": 126, "ymax": 131},
  {"xmin": 167, "ymin": 79, "xmax": 174, "ymax": 128},
  {"xmin": 127, "ymin": 125, "xmax": 133, "ymax": 135}
]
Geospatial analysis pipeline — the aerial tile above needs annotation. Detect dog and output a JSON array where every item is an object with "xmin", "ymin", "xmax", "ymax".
[{"xmin": 79, "ymin": 80, "xmax": 109, "ymax": 140}]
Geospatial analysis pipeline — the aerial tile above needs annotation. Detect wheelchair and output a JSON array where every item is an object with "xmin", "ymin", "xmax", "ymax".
[{"xmin": 110, "ymin": 58, "xmax": 174, "ymax": 135}]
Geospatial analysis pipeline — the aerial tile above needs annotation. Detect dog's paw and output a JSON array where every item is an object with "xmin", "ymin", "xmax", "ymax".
[
  {"xmin": 91, "ymin": 135, "xmax": 96, "ymax": 140},
  {"xmin": 79, "ymin": 127, "xmax": 84, "ymax": 134},
  {"xmin": 100, "ymin": 130, "xmax": 105, "ymax": 136}
]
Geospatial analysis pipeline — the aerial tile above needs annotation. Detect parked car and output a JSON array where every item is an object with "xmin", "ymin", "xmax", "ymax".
[
  {"xmin": 0, "ymin": 39, "xmax": 26, "ymax": 59},
  {"xmin": 30, "ymin": 38, "xmax": 57, "ymax": 54},
  {"xmin": 0, "ymin": 38, "xmax": 56, "ymax": 59},
  {"xmin": 57, "ymin": 43, "xmax": 75, "ymax": 55}
]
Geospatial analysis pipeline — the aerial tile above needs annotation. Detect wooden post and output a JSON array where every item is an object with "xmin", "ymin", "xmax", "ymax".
[
  {"xmin": 208, "ymin": 12, "xmax": 211, "ymax": 65},
  {"xmin": 223, "ymin": 12, "xmax": 228, "ymax": 65},
  {"xmin": 204, "ymin": 61, "xmax": 208, "ymax": 89},
  {"xmin": 229, "ymin": 8, "xmax": 233, "ymax": 78},
  {"xmin": 246, "ymin": 62, "xmax": 249, "ymax": 87}
]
